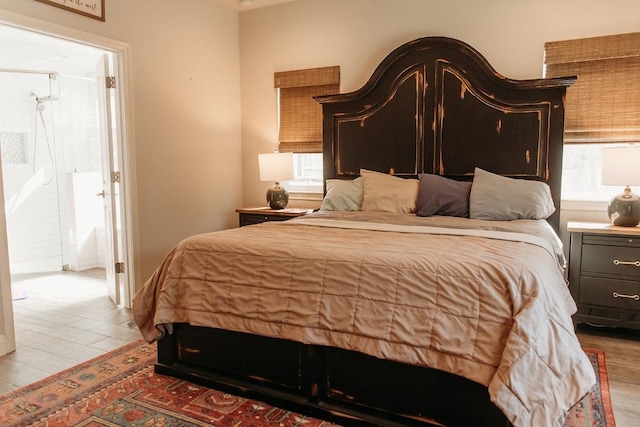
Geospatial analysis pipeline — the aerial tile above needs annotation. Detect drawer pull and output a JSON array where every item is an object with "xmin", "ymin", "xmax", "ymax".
[
  {"xmin": 612, "ymin": 292, "xmax": 640, "ymax": 301},
  {"xmin": 612, "ymin": 259, "xmax": 640, "ymax": 267}
]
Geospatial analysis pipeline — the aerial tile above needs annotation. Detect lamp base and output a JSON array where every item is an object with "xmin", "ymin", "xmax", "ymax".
[
  {"xmin": 608, "ymin": 186, "xmax": 640, "ymax": 227},
  {"xmin": 266, "ymin": 182, "xmax": 289, "ymax": 209}
]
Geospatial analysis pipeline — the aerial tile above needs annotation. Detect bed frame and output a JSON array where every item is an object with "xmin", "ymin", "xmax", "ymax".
[{"xmin": 155, "ymin": 37, "xmax": 575, "ymax": 426}]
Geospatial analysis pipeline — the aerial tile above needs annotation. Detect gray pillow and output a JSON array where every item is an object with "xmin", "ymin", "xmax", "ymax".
[
  {"xmin": 416, "ymin": 174, "xmax": 472, "ymax": 217},
  {"xmin": 469, "ymin": 167, "xmax": 555, "ymax": 220},
  {"xmin": 320, "ymin": 177, "xmax": 363, "ymax": 211}
]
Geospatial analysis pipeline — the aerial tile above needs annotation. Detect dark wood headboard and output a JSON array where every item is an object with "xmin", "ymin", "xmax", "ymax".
[{"xmin": 316, "ymin": 37, "xmax": 575, "ymax": 231}]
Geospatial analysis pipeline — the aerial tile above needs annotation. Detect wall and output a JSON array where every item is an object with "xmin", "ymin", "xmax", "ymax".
[
  {"xmin": 239, "ymin": 0, "xmax": 640, "ymax": 250},
  {"xmin": 0, "ymin": 0, "xmax": 243, "ymax": 290}
]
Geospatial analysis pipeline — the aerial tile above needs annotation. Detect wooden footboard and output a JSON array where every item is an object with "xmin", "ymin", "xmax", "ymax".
[{"xmin": 155, "ymin": 324, "xmax": 511, "ymax": 427}]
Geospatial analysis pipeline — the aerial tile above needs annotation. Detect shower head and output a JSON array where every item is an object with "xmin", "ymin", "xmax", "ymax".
[
  {"xmin": 31, "ymin": 93, "xmax": 52, "ymax": 110},
  {"xmin": 31, "ymin": 93, "xmax": 52, "ymax": 102}
]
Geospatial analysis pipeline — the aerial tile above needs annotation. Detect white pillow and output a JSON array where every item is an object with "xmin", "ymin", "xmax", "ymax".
[
  {"xmin": 320, "ymin": 177, "xmax": 363, "ymax": 211},
  {"xmin": 360, "ymin": 169, "xmax": 419, "ymax": 213},
  {"xmin": 469, "ymin": 167, "xmax": 555, "ymax": 220}
]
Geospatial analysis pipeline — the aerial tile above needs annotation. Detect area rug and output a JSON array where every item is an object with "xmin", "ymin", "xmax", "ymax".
[
  {"xmin": 0, "ymin": 341, "xmax": 615, "ymax": 427},
  {"xmin": 563, "ymin": 348, "xmax": 616, "ymax": 427}
]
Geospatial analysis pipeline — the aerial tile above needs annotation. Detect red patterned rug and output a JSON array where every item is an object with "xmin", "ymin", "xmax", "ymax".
[
  {"xmin": 0, "ymin": 340, "xmax": 614, "ymax": 426},
  {"xmin": 564, "ymin": 348, "xmax": 616, "ymax": 427}
]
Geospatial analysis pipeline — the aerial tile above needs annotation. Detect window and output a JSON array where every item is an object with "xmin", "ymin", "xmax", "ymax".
[
  {"xmin": 274, "ymin": 66, "xmax": 340, "ymax": 193},
  {"xmin": 285, "ymin": 153, "xmax": 323, "ymax": 193},
  {"xmin": 544, "ymin": 33, "xmax": 640, "ymax": 201},
  {"xmin": 561, "ymin": 143, "xmax": 621, "ymax": 201}
]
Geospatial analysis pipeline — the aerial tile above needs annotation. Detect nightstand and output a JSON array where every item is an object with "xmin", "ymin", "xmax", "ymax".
[
  {"xmin": 235, "ymin": 207, "xmax": 313, "ymax": 227},
  {"xmin": 568, "ymin": 221, "xmax": 640, "ymax": 330}
]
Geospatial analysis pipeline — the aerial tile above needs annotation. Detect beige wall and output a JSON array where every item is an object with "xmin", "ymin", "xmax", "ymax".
[
  {"xmin": 0, "ymin": 0, "xmax": 243, "ymax": 289},
  {"xmin": 239, "ymin": 0, "xmax": 640, "ymax": 214}
]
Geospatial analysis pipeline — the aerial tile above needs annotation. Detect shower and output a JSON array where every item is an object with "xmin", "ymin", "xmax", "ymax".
[
  {"xmin": 0, "ymin": 70, "xmax": 68, "ymax": 274},
  {"xmin": 31, "ymin": 92, "xmax": 55, "ymax": 185},
  {"xmin": 32, "ymin": 93, "xmax": 52, "ymax": 111}
]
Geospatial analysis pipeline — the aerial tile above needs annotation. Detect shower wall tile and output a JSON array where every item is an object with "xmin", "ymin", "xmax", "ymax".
[{"xmin": 96, "ymin": 227, "xmax": 106, "ymax": 269}]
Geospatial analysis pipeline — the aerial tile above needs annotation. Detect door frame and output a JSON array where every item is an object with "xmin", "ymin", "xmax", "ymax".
[{"xmin": 0, "ymin": 10, "xmax": 137, "ymax": 355}]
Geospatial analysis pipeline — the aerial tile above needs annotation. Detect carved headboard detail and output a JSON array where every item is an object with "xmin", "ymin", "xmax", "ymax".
[{"xmin": 317, "ymin": 37, "xmax": 575, "ymax": 231}]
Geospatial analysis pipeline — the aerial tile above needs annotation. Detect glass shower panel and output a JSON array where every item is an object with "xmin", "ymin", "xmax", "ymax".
[
  {"xmin": 0, "ymin": 71, "xmax": 68, "ymax": 274},
  {"xmin": 57, "ymin": 72, "xmax": 105, "ymax": 272}
]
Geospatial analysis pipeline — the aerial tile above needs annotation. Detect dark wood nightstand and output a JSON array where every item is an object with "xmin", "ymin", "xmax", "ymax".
[
  {"xmin": 235, "ymin": 207, "xmax": 313, "ymax": 227},
  {"xmin": 568, "ymin": 221, "xmax": 640, "ymax": 330}
]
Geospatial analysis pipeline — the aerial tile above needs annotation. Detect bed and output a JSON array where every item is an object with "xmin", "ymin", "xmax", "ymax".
[{"xmin": 133, "ymin": 37, "xmax": 594, "ymax": 427}]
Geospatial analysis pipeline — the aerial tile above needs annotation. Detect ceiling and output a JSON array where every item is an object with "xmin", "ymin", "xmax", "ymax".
[
  {"xmin": 0, "ymin": 24, "xmax": 105, "ymax": 75},
  {"xmin": 0, "ymin": 25, "xmax": 102, "ymax": 75}
]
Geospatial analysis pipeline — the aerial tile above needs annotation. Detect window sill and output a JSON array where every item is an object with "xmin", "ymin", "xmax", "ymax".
[
  {"xmin": 560, "ymin": 199, "xmax": 608, "ymax": 211},
  {"xmin": 289, "ymin": 191, "xmax": 323, "ymax": 202}
]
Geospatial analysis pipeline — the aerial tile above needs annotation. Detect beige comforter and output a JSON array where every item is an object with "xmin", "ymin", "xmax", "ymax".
[{"xmin": 133, "ymin": 211, "xmax": 595, "ymax": 427}]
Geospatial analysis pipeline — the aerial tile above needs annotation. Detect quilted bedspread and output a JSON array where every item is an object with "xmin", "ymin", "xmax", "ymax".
[{"xmin": 133, "ymin": 211, "xmax": 595, "ymax": 427}]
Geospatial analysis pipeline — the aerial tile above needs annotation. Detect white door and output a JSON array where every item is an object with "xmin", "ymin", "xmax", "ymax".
[
  {"xmin": 0, "ymin": 158, "xmax": 15, "ymax": 357},
  {"xmin": 96, "ymin": 54, "xmax": 120, "ymax": 306}
]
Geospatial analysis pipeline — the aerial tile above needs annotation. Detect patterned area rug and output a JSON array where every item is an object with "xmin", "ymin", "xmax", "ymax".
[
  {"xmin": 564, "ymin": 348, "xmax": 616, "ymax": 427},
  {"xmin": 0, "ymin": 340, "xmax": 614, "ymax": 427}
]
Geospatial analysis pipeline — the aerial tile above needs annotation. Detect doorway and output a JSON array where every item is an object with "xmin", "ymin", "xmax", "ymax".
[{"xmin": 0, "ymin": 19, "xmax": 134, "ymax": 357}]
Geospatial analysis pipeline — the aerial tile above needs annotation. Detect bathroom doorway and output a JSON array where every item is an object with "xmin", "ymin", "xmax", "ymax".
[{"xmin": 0, "ymin": 21, "xmax": 133, "ymax": 354}]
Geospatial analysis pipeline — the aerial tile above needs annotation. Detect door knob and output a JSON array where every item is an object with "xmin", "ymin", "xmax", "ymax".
[{"xmin": 96, "ymin": 191, "xmax": 105, "ymax": 197}]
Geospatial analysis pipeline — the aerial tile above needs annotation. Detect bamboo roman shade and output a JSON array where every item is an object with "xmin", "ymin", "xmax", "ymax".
[
  {"xmin": 275, "ymin": 66, "xmax": 340, "ymax": 153},
  {"xmin": 544, "ymin": 32, "xmax": 640, "ymax": 144}
]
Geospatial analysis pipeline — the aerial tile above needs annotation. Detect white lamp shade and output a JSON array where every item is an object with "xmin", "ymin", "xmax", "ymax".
[
  {"xmin": 602, "ymin": 145, "xmax": 640, "ymax": 186},
  {"xmin": 258, "ymin": 152, "xmax": 294, "ymax": 182}
]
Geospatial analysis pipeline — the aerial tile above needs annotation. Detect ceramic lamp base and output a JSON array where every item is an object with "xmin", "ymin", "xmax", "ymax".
[
  {"xmin": 266, "ymin": 182, "xmax": 289, "ymax": 209},
  {"xmin": 608, "ymin": 186, "xmax": 640, "ymax": 227}
]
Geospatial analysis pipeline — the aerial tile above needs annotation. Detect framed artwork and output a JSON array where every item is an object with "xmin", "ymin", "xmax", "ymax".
[{"xmin": 35, "ymin": 0, "xmax": 105, "ymax": 22}]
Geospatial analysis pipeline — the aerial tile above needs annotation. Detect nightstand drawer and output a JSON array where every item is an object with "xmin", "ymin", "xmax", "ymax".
[
  {"xmin": 580, "ymin": 277, "xmax": 640, "ymax": 310},
  {"xmin": 240, "ymin": 213, "xmax": 290, "ymax": 226},
  {"xmin": 236, "ymin": 208, "xmax": 313, "ymax": 227},
  {"xmin": 581, "ymin": 244, "xmax": 640, "ymax": 279}
]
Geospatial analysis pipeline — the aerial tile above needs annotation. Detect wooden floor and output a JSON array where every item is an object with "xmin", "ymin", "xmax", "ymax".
[
  {"xmin": 0, "ymin": 271, "xmax": 638, "ymax": 426},
  {"xmin": 0, "ymin": 268, "xmax": 140, "ymax": 395},
  {"xmin": 576, "ymin": 324, "xmax": 640, "ymax": 427}
]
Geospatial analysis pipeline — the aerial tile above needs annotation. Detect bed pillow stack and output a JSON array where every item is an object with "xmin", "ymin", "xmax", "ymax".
[{"xmin": 319, "ymin": 167, "xmax": 555, "ymax": 221}]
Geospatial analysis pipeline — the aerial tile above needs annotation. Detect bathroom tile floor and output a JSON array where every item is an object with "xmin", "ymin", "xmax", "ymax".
[{"xmin": 0, "ymin": 268, "xmax": 139, "ymax": 394}]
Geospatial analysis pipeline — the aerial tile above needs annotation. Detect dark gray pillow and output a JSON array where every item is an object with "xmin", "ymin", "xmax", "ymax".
[{"xmin": 416, "ymin": 174, "xmax": 472, "ymax": 217}]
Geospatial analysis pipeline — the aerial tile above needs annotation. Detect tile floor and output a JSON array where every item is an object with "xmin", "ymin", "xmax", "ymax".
[{"xmin": 0, "ymin": 268, "xmax": 140, "ymax": 394}]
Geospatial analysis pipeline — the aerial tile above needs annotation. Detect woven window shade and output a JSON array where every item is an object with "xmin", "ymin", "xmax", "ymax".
[
  {"xmin": 275, "ymin": 66, "xmax": 340, "ymax": 153},
  {"xmin": 544, "ymin": 32, "xmax": 640, "ymax": 144}
]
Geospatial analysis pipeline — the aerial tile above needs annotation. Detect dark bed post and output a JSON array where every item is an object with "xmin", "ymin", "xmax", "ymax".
[{"xmin": 156, "ymin": 326, "xmax": 178, "ymax": 367}]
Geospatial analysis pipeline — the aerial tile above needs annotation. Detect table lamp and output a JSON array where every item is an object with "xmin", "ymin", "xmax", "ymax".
[
  {"xmin": 259, "ymin": 152, "xmax": 294, "ymax": 209},
  {"xmin": 602, "ymin": 145, "xmax": 640, "ymax": 226}
]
